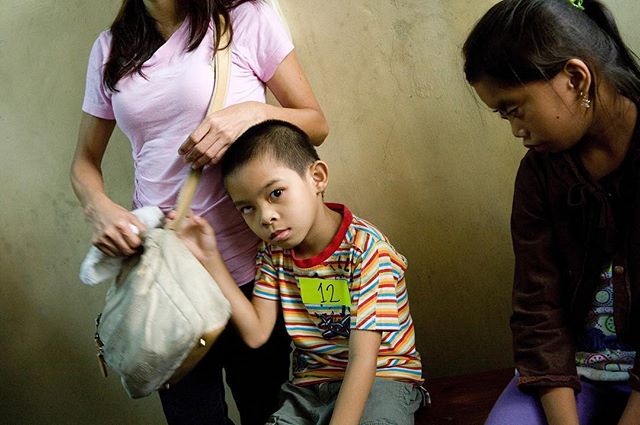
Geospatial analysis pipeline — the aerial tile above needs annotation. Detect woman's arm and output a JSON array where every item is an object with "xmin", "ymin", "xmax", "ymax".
[
  {"xmin": 70, "ymin": 112, "xmax": 145, "ymax": 256},
  {"xmin": 329, "ymin": 330, "xmax": 381, "ymax": 425},
  {"xmin": 173, "ymin": 214, "xmax": 279, "ymax": 348},
  {"xmin": 540, "ymin": 387, "xmax": 580, "ymax": 425},
  {"xmin": 264, "ymin": 50, "xmax": 329, "ymax": 145},
  {"xmin": 618, "ymin": 389, "xmax": 640, "ymax": 425},
  {"xmin": 180, "ymin": 51, "xmax": 329, "ymax": 168}
]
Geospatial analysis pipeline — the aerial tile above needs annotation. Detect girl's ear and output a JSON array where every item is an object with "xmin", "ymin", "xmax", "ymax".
[
  {"xmin": 308, "ymin": 160, "xmax": 329, "ymax": 195},
  {"xmin": 564, "ymin": 58, "xmax": 592, "ymax": 97}
]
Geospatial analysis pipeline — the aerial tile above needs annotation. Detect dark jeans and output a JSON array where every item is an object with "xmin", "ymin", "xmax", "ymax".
[{"xmin": 159, "ymin": 281, "xmax": 291, "ymax": 425}]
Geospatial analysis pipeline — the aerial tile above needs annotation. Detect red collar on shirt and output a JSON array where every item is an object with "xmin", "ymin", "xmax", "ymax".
[{"xmin": 292, "ymin": 203, "xmax": 352, "ymax": 268}]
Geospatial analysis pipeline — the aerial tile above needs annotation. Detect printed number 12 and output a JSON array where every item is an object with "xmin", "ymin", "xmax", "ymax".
[{"xmin": 317, "ymin": 282, "xmax": 339, "ymax": 303}]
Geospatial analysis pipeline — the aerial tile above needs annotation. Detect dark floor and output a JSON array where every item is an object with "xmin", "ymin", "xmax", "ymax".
[{"xmin": 415, "ymin": 368, "xmax": 514, "ymax": 425}]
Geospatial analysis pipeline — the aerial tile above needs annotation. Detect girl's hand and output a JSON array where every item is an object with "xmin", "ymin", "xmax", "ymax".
[
  {"xmin": 167, "ymin": 212, "xmax": 219, "ymax": 263},
  {"xmin": 540, "ymin": 387, "xmax": 580, "ymax": 425},
  {"xmin": 179, "ymin": 102, "xmax": 263, "ymax": 168},
  {"xmin": 86, "ymin": 196, "xmax": 145, "ymax": 257},
  {"xmin": 618, "ymin": 390, "xmax": 640, "ymax": 425}
]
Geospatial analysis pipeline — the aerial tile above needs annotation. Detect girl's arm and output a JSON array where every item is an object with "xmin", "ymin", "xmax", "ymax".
[
  {"xmin": 510, "ymin": 155, "xmax": 581, "ymax": 390},
  {"xmin": 329, "ymin": 330, "xmax": 381, "ymax": 425},
  {"xmin": 618, "ymin": 389, "xmax": 640, "ymax": 425},
  {"xmin": 540, "ymin": 387, "xmax": 579, "ymax": 425},
  {"xmin": 174, "ymin": 215, "xmax": 279, "ymax": 348},
  {"xmin": 180, "ymin": 51, "xmax": 329, "ymax": 168},
  {"xmin": 70, "ymin": 112, "xmax": 145, "ymax": 256}
]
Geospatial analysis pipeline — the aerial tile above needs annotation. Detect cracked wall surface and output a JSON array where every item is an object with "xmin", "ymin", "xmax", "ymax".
[{"xmin": 2, "ymin": 1, "xmax": 639, "ymax": 423}]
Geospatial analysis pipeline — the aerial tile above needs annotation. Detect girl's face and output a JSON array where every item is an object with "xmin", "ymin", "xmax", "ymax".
[{"xmin": 473, "ymin": 73, "xmax": 591, "ymax": 153}]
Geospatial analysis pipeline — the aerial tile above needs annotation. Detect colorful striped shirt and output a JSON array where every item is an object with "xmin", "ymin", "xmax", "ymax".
[{"xmin": 254, "ymin": 203, "xmax": 423, "ymax": 386}]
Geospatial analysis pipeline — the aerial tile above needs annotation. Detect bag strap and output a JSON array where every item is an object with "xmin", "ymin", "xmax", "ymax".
[{"xmin": 167, "ymin": 17, "xmax": 232, "ymax": 231}]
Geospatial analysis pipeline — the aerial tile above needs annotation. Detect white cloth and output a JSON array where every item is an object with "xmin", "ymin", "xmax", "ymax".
[{"xmin": 79, "ymin": 206, "xmax": 165, "ymax": 286}]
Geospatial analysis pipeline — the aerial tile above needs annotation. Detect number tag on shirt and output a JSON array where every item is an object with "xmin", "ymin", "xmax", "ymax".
[{"xmin": 299, "ymin": 278, "xmax": 351, "ymax": 307}]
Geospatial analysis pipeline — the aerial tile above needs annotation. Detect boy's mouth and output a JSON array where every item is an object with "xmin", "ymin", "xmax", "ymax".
[{"xmin": 270, "ymin": 229, "xmax": 291, "ymax": 242}]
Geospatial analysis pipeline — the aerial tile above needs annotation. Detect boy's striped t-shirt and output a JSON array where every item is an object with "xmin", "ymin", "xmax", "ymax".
[{"xmin": 254, "ymin": 203, "xmax": 423, "ymax": 386}]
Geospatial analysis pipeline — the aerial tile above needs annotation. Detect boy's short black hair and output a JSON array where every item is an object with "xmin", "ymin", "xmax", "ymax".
[{"xmin": 220, "ymin": 120, "xmax": 320, "ymax": 182}]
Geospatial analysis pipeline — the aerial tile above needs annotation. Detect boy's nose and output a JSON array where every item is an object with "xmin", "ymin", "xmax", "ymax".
[{"xmin": 260, "ymin": 209, "xmax": 277, "ymax": 226}]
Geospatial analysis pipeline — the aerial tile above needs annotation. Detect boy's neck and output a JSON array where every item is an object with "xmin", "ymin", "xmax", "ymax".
[{"xmin": 294, "ymin": 202, "xmax": 343, "ymax": 260}]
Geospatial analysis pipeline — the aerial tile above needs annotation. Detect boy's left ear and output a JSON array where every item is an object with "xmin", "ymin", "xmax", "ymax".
[
  {"xmin": 309, "ymin": 160, "xmax": 329, "ymax": 194},
  {"xmin": 563, "ymin": 58, "xmax": 592, "ymax": 96}
]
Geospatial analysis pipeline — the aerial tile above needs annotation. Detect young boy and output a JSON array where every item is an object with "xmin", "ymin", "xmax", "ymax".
[{"xmin": 173, "ymin": 120, "xmax": 425, "ymax": 424}]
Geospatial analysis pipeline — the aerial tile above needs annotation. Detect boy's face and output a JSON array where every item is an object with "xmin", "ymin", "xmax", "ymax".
[{"xmin": 225, "ymin": 156, "xmax": 326, "ymax": 250}]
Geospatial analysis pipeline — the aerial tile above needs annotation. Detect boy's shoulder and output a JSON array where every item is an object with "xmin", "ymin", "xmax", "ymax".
[
  {"xmin": 348, "ymin": 213, "xmax": 406, "ymax": 265},
  {"xmin": 257, "ymin": 204, "xmax": 407, "ymax": 269},
  {"xmin": 348, "ymin": 214, "xmax": 391, "ymax": 246}
]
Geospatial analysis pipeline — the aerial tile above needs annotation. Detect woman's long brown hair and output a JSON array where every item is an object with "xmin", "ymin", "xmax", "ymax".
[{"xmin": 103, "ymin": 0, "xmax": 254, "ymax": 91}]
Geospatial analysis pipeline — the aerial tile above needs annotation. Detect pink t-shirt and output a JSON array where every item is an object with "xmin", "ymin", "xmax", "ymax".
[{"xmin": 82, "ymin": 2, "xmax": 294, "ymax": 284}]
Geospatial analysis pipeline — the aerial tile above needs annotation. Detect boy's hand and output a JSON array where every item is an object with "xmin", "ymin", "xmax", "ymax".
[{"xmin": 167, "ymin": 211, "xmax": 219, "ymax": 263}]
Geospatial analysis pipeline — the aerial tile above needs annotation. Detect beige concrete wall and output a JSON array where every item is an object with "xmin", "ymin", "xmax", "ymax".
[{"xmin": 2, "ymin": 1, "xmax": 639, "ymax": 423}]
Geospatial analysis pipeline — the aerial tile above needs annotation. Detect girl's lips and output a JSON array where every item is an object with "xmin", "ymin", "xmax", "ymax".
[
  {"xmin": 526, "ymin": 143, "xmax": 548, "ymax": 153},
  {"xmin": 270, "ymin": 229, "xmax": 291, "ymax": 242}
]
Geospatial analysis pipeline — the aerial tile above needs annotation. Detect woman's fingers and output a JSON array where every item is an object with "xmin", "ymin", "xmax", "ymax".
[
  {"xmin": 92, "ymin": 219, "xmax": 142, "ymax": 257},
  {"xmin": 129, "ymin": 214, "xmax": 146, "ymax": 234},
  {"xmin": 180, "ymin": 112, "xmax": 239, "ymax": 167},
  {"xmin": 192, "ymin": 138, "xmax": 229, "ymax": 168},
  {"xmin": 179, "ymin": 120, "xmax": 209, "ymax": 155},
  {"xmin": 117, "ymin": 222, "xmax": 142, "ymax": 251},
  {"xmin": 94, "ymin": 238, "xmax": 118, "ymax": 257}
]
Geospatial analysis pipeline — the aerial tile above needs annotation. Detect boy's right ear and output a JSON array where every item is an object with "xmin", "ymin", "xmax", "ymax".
[{"xmin": 309, "ymin": 160, "xmax": 329, "ymax": 194}]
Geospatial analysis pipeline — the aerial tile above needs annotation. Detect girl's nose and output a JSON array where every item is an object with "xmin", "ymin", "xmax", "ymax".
[{"xmin": 510, "ymin": 122, "xmax": 527, "ymax": 139}]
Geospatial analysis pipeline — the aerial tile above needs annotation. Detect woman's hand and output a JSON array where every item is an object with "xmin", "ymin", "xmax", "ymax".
[
  {"xmin": 179, "ymin": 101, "xmax": 263, "ymax": 169},
  {"xmin": 86, "ymin": 195, "xmax": 145, "ymax": 257},
  {"xmin": 178, "ymin": 51, "xmax": 329, "ymax": 169},
  {"xmin": 167, "ymin": 212, "xmax": 219, "ymax": 263}
]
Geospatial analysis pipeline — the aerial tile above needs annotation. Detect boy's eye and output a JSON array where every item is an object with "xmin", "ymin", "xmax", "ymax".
[
  {"xmin": 270, "ymin": 189, "xmax": 283, "ymax": 199},
  {"xmin": 239, "ymin": 206, "xmax": 254, "ymax": 215}
]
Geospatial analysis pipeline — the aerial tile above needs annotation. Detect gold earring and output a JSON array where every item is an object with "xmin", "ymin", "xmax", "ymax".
[{"xmin": 579, "ymin": 91, "xmax": 592, "ymax": 109}]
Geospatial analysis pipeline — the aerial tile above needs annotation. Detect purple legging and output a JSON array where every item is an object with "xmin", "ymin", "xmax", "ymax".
[{"xmin": 485, "ymin": 376, "xmax": 631, "ymax": 425}]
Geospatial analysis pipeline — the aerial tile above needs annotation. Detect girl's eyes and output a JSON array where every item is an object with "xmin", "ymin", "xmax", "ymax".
[{"xmin": 497, "ymin": 106, "xmax": 520, "ymax": 120}]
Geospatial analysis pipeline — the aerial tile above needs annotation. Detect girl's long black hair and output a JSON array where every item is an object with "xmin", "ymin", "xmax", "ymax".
[
  {"xmin": 463, "ymin": 0, "xmax": 640, "ymax": 103},
  {"xmin": 103, "ymin": 0, "xmax": 254, "ymax": 91}
]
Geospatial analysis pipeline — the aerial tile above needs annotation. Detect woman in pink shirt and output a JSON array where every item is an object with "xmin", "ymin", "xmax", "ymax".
[{"xmin": 70, "ymin": 0, "xmax": 328, "ymax": 423}]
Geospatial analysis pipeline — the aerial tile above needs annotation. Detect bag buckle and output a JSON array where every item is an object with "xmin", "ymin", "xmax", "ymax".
[{"xmin": 94, "ymin": 313, "xmax": 108, "ymax": 378}]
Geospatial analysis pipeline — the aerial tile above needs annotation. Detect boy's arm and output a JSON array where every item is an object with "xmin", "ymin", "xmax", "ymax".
[
  {"xmin": 201, "ymin": 250, "xmax": 279, "ymax": 349},
  {"xmin": 173, "ymin": 214, "xmax": 279, "ymax": 348},
  {"xmin": 329, "ymin": 329, "xmax": 381, "ymax": 425}
]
